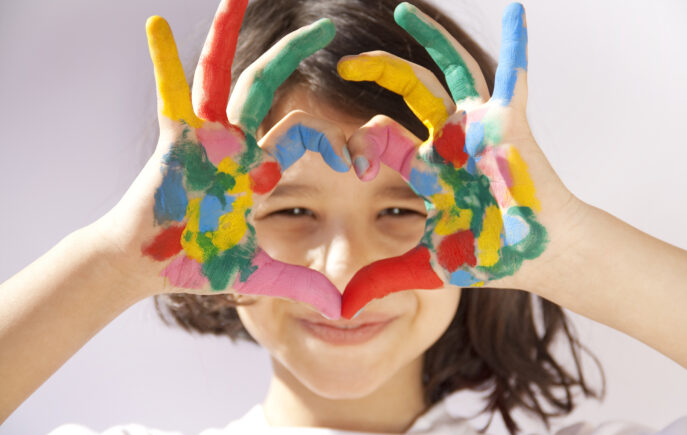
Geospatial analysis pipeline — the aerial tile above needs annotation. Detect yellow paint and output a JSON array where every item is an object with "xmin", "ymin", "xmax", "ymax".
[
  {"xmin": 146, "ymin": 16, "xmax": 202, "ymax": 128},
  {"xmin": 476, "ymin": 205, "xmax": 502, "ymax": 267},
  {"xmin": 435, "ymin": 207, "xmax": 472, "ymax": 236},
  {"xmin": 211, "ymin": 194, "xmax": 252, "ymax": 250},
  {"xmin": 180, "ymin": 198, "xmax": 204, "ymax": 262},
  {"xmin": 506, "ymin": 146, "xmax": 541, "ymax": 212},
  {"xmin": 218, "ymin": 157, "xmax": 252, "ymax": 196},
  {"xmin": 338, "ymin": 54, "xmax": 448, "ymax": 133}
]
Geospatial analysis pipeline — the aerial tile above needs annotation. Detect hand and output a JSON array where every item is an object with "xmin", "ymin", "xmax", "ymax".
[
  {"xmin": 95, "ymin": 0, "xmax": 351, "ymax": 318},
  {"xmin": 336, "ymin": 2, "xmax": 586, "ymax": 317}
]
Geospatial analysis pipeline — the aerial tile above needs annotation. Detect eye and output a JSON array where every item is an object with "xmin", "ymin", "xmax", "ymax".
[
  {"xmin": 378, "ymin": 207, "xmax": 426, "ymax": 218},
  {"xmin": 269, "ymin": 207, "xmax": 315, "ymax": 218}
]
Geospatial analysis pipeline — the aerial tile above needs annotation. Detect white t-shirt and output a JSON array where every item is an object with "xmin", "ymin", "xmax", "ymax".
[{"xmin": 47, "ymin": 399, "xmax": 687, "ymax": 435}]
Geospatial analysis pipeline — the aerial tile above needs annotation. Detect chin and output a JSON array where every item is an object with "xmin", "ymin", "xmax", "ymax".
[{"xmin": 295, "ymin": 364, "xmax": 392, "ymax": 399}]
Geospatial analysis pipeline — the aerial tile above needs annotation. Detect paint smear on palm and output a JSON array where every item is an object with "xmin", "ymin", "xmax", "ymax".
[{"xmin": 141, "ymin": 10, "xmax": 344, "ymax": 318}]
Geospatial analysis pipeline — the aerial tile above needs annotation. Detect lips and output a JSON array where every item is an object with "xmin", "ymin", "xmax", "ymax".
[
  {"xmin": 233, "ymin": 246, "xmax": 444, "ymax": 320},
  {"xmin": 299, "ymin": 313, "xmax": 398, "ymax": 329},
  {"xmin": 298, "ymin": 317, "xmax": 397, "ymax": 345}
]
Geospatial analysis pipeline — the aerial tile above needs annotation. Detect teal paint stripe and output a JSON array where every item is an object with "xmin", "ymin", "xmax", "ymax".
[
  {"xmin": 239, "ymin": 18, "xmax": 336, "ymax": 136},
  {"xmin": 394, "ymin": 2, "xmax": 479, "ymax": 102}
]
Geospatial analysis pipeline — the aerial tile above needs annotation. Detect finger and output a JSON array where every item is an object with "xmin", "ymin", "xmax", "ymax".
[
  {"xmin": 338, "ymin": 51, "xmax": 455, "ymax": 135},
  {"xmin": 347, "ymin": 114, "xmax": 422, "ymax": 182},
  {"xmin": 192, "ymin": 0, "xmax": 248, "ymax": 126},
  {"xmin": 393, "ymin": 2, "xmax": 490, "ymax": 104},
  {"xmin": 146, "ymin": 16, "xmax": 202, "ymax": 128},
  {"xmin": 341, "ymin": 246, "xmax": 443, "ymax": 319},
  {"xmin": 491, "ymin": 3, "xmax": 528, "ymax": 107},
  {"xmin": 259, "ymin": 110, "xmax": 351, "ymax": 173},
  {"xmin": 233, "ymin": 249, "xmax": 342, "ymax": 320},
  {"xmin": 228, "ymin": 18, "xmax": 336, "ymax": 137}
]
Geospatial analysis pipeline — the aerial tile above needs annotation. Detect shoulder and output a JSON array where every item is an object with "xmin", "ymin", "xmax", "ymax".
[
  {"xmin": 555, "ymin": 415, "xmax": 687, "ymax": 435},
  {"xmin": 47, "ymin": 423, "xmax": 184, "ymax": 435}
]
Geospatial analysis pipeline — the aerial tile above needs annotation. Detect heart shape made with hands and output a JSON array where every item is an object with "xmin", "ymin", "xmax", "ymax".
[{"xmin": 141, "ymin": 0, "xmax": 548, "ymax": 320}]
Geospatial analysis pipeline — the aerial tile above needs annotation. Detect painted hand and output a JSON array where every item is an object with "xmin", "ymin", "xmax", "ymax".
[
  {"xmin": 337, "ymin": 2, "xmax": 579, "ymax": 317},
  {"xmin": 140, "ymin": 0, "xmax": 351, "ymax": 318}
]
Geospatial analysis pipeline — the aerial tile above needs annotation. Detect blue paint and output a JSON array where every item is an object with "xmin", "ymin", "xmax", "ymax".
[
  {"xmin": 465, "ymin": 121, "xmax": 485, "ymax": 157},
  {"xmin": 503, "ymin": 212, "xmax": 529, "ymax": 245},
  {"xmin": 154, "ymin": 164, "xmax": 188, "ymax": 224},
  {"xmin": 409, "ymin": 168, "xmax": 442, "ymax": 196},
  {"xmin": 466, "ymin": 156, "xmax": 477, "ymax": 176},
  {"xmin": 272, "ymin": 124, "xmax": 349, "ymax": 172},
  {"xmin": 449, "ymin": 269, "xmax": 481, "ymax": 286},
  {"xmin": 199, "ymin": 194, "xmax": 235, "ymax": 233},
  {"xmin": 492, "ymin": 3, "xmax": 527, "ymax": 105}
]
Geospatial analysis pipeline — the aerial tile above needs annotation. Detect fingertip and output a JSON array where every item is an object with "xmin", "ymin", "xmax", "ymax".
[
  {"xmin": 502, "ymin": 2, "xmax": 527, "ymax": 35},
  {"xmin": 337, "ymin": 55, "xmax": 382, "ymax": 82},
  {"xmin": 393, "ymin": 2, "xmax": 416, "ymax": 27},
  {"xmin": 146, "ymin": 15, "xmax": 169, "ymax": 36},
  {"xmin": 311, "ymin": 17, "xmax": 336, "ymax": 43}
]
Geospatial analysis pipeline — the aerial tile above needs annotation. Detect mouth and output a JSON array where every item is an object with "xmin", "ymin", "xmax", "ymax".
[{"xmin": 297, "ymin": 315, "xmax": 398, "ymax": 345}]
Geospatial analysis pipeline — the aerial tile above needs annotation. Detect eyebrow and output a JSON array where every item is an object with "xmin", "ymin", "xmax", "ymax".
[{"xmin": 266, "ymin": 182, "xmax": 421, "ymax": 201}]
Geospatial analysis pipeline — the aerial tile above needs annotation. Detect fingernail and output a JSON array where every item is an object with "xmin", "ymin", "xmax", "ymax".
[
  {"xmin": 352, "ymin": 307, "xmax": 364, "ymax": 319},
  {"xmin": 353, "ymin": 156, "xmax": 369, "ymax": 177},
  {"xmin": 342, "ymin": 146, "xmax": 352, "ymax": 165}
]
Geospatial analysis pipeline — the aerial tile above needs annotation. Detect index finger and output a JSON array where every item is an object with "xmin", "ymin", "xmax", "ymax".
[{"xmin": 228, "ymin": 18, "xmax": 336, "ymax": 137}]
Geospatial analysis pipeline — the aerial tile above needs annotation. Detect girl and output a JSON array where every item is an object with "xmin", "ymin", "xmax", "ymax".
[{"xmin": 1, "ymin": 0, "xmax": 686, "ymax": 433}]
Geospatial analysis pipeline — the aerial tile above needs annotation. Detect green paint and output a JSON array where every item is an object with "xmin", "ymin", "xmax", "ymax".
[
  {"xmin": 420, "ymin": 213, "xmax": 440, "ymax": 250},
  {"xmin": 505, "ymin": 206, "xmax": 549, "ymax": 259},
  {"xmin": 438, "ymin": 166, "xmax": 495, "ymax": 236},
  {"xmin": 166, "ymin": 127, "xmax": 217, "ymax": 191},
  {"xmin": 476, "ymin": 206, "xmax": 548, "ymax": 280},
  {"xmin": 195, "ymin": 232, "xmax": 218, "ymax": 261},
  {"xmin": 203, "ymin": 242, "xmax": 257, "ymax": 291},
  {"xmin": 205, "ymin": 172, "xmax": 236, "ymax": 203},
  {"xmin": 394, "ymin": 2, "xmax": 479, "ymax": 102},
  {"xmin": 239, "ymin": 18, "xmax": 336, "ymax": 136},
  {"xmin": 237, "ymin": 134, "xmax": 261, "ymax": 171},
  {"xmin": 482, "ymin": 111, "xmax": 502, "ymax": 146}
]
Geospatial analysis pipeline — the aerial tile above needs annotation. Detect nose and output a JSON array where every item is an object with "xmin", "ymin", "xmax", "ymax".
[{"xmin": 309, "ymin": 221, "xmax": 374, "ymax": 294}]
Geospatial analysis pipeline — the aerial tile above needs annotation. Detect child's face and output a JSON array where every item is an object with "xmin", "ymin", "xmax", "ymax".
[{"xmin": 236, "ymin": 89, "xmax": 461, "ymax": 398}]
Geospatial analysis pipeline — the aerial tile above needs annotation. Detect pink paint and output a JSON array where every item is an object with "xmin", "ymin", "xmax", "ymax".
[
  {"xmin": 233, "ymin": 249, "xmax": 342, "ymax": 319},
  {"xmin": 161, "ymin": 255, "xmax": 209, "ymax": 289},
  {"xmin": 465, "ymin": 106, "xmax": 489, "ymax": 125},
  {"xmin": 197, "ymin": 126, "xmax": 244, "ymax": 166},
  {"xmin": 363, "ymin": 125, "xmax": 416, "ymax": 180},
  {"xmin": 477, "ymin": 145, "xmax": 514, "ymax": 209}
]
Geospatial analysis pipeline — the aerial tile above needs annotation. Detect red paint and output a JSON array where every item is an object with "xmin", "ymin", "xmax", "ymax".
[
  {"xmin": 436, "ymin": 230, "xmax": 476, "ymax": 272},
  {"xmin": 142, "ymin": 223, "xmax": 185, "ymax": 261},
  {"xmin": 196, "ymin": 0, "xmax": 248, "ymax": 126},
  {"xmin": 250, "ymin": 161, "xmax": 282, "ymax": 194},
  {"xmin": 434, "ymin": 121, "xmax": 468, "ymax": 168},
  {"xmin": 341, "ymin": 246, "xmax": 443, "ymax": 319}
]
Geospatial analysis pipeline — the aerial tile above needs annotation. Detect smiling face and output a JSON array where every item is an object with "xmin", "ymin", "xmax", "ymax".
[{"xmin": 235, "ymin": 88, "xmax": 461, "ymax": 399}]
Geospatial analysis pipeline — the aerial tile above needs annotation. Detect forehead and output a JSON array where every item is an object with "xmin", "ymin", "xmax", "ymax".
[
  {"xmin": 262, "ymin": 87, "xmax": 367, "ymax": 139},
  {"xmin": 260, "ymin": 89, "xmax": 421, "ymax": 201}
]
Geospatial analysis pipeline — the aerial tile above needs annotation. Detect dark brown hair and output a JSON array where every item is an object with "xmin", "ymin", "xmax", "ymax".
[{"xmin": 154, "ymin": 0, "xmax": 605, "ymax": 433}]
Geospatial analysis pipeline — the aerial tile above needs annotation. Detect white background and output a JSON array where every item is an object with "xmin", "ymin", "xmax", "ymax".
[{"xmin": 1, "ymin": 0, "xmax": 686, "ymax": 433}]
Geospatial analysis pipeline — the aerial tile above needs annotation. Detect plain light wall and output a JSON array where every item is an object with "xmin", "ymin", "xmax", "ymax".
[{"xmin": 1, "ymin": 0, "xmax": 686, "ymax": 433}]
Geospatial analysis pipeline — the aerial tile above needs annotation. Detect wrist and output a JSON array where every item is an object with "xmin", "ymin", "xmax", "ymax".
[{"xmin": 69, "ymin": 221, "xmax": 155, "ymax": 304}]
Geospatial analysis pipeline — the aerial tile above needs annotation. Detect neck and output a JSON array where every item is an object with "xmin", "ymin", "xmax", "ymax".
[{"xmin": 262, "ymin": 354, "xmax": 428, "ymax": 434}]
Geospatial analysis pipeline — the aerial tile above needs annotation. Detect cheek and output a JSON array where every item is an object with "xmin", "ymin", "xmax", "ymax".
[
  {"xmin": 235, "ymin": 297, "xmax": 286, "ymax": 350},
  {"xmin": 409, "ymin": 286, "xmax": 462, "ymax": 350}
]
